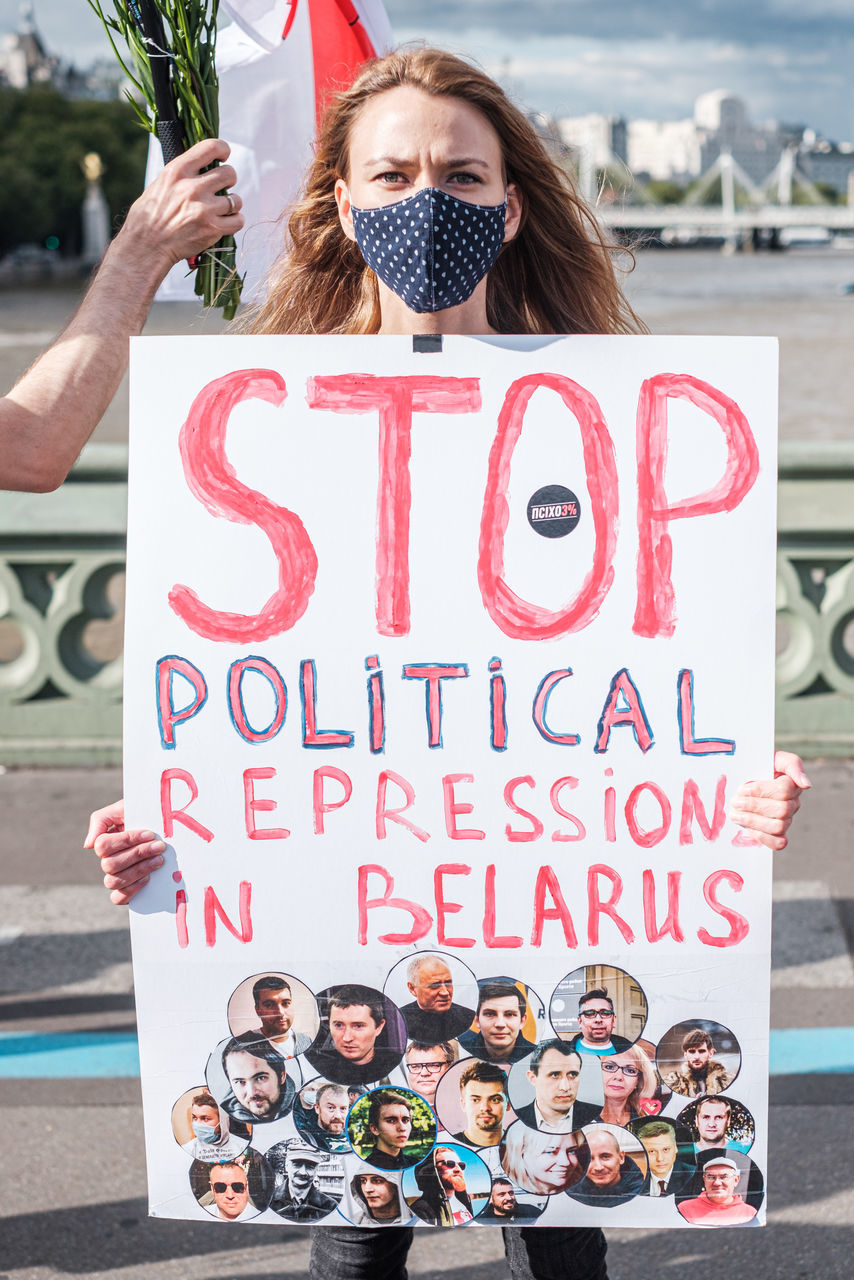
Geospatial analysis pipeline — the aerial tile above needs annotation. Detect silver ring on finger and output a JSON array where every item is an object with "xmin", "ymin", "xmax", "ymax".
[{"xmin": 223, "ymin": 191, "xmax": 236, "ymax": 216}]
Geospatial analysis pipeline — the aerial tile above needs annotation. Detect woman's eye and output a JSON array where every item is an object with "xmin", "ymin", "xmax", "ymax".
[
  {"xmin": 375, "ymin": 171, "xmax": 407, "ymax": 184},
  {"xmin": 449, "ymin": 171, "xmax": 481, "ymax": 185}
]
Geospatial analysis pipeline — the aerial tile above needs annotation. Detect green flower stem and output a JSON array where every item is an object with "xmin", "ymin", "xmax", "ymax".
[{"xmin": 84, "ymin": 0, "xmax": 242, "ymax": 318}]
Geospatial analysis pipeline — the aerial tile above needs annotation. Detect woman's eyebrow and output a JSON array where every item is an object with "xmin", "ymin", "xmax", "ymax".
[
  {"xmin": 364, "ymin": 155, "xmax": 413, "ymax": 167},
  {"xmin": 363, "ymin": 155, "xmax": 491, "ymax": 168},
  {"xmin": 444, "ymin": 157, "xmax": 490, "ymax": 168}
]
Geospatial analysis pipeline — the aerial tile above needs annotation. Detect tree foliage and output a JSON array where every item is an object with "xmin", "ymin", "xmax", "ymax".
[
  {"xmin": 644, "ymin": 179, "xmax": 686, "ymax": 205},
  {"xmin": 348, "ymin": 1092, "xmax": 437, "ymax": 1162},
  {"xmin": 809, "ymin": 180, "xmax": 839, "ymax": 204},
  {"xmin": 0, "ymin": 85, "xmax": 148, "ymax": 256}
]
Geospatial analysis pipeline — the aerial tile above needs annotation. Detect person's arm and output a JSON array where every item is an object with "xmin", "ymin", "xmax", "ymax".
[
  {"xmin": 88, "ymin": 751, "xmax": 811, "ymax": 906},
  {"xmin": 0, "ymin": 138, "xmax": 243, "ymax": 493}
]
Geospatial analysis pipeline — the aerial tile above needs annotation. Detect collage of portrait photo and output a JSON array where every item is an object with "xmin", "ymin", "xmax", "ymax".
[{"xmin": 168, "ymin": 958, "xmax": 764, "ymax": 1228}]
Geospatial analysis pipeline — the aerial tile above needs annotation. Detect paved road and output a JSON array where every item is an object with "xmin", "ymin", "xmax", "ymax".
[{"xmin": 2, "ymin": 761, "xmax": 853, "ymax": 1279}]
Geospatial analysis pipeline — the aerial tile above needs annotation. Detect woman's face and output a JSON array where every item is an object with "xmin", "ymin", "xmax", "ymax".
[
  {"xmin": 526, "ymin": 1135, "xmax": 581, "ymax": 1192},
  {"xmin": 335, "ymin": 85, "xmax": 521, "ymax": 239},
  {"xmin": 601, "ymin": 1053, "xmax": 639, "ymax": 1103}
]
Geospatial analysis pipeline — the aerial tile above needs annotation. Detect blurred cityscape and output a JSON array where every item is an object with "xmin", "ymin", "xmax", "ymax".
[
  {"xmin": 0, "ymin": 1, "xmax": 124, "ymax": 102},
  {"xmin": 1, "ymin": 1, "xmax": 853, "ymax": 271}
]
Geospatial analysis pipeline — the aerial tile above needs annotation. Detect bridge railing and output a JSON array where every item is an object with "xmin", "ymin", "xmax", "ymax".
[
  {"xmin": 776, "ymin": 442, "xmax": 854, "ymax": 757},
  {"xmin": 1, "ymin": 441, "xmax": 852, "ymax": 764},
  {"xmin": 598, "ymin": 204, "xmax": 854, "ymax": 230}
]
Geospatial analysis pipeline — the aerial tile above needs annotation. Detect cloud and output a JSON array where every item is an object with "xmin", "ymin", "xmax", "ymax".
[
  {"xmin": 385, "ymin": 0, "xmax": 854, "ymax": 47},
  {"xmin": 4, "ymin": 0, "xmax": 852, "ymax": 139},
  {"xmin": 387, "ymin": 7, "xmax": 854, "ymax": 137},
  {"xmin": 12, "ymin": 0, "xmax": 851, "ymax": 58},
  {"xmin": 0, "ymin": 0, "xmax": 110, "ymax": 68},
  {"xmin": 451, "ymin": 31, "xmax": 850, "ymax": 138}
]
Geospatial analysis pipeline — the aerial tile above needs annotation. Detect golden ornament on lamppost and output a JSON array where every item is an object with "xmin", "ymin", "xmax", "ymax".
[
  {"xmin": 81, "ymin": 152, "xmax": 109, "ymax": 267},
  {"xmin": 82, "ymin": 152, "xmax": 105, "ymax": 184}
]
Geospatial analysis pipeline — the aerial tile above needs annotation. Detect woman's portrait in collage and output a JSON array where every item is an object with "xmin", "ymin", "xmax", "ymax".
[{"xmin": 168, "ymin": 956, "xmax": 764, "ymax": 1228}]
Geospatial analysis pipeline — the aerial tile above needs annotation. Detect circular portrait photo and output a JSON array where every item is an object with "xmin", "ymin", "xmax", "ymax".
[
  {"xmin": 567, "ymin": 1123, "xmax": 648, "ymax": 1208},
  {"xmin": 227, "ymin": 971, "xmax": 319, "ymax": 1059},
  {"xmin": 403, "ymin": 1143, "xmax": 493, "ymax": 1225},
  {"xmin": 507, "ymin": 1039, "xmax": 600, "ymax": 1132},
  {"xmin": 500, "ymin": 1120, "xmax": 588, "ymax": 1197},
  {"xmin": 572, "ymin": 1040, "xmax": 662, "ymax": 1126},
  {"xmin": 293, "ymin": 1076, "xmax": 355, "ymax": 1154},
  {"xmin": 479, "ymin": 1175, "xmax": 547, "ymax": 1223},
  {"xmin": 347, "ymin": 1087, "xmax": 436, "ymax": 1169},
  {"xmin": 339, "ymin": 1156, "xmax": 415, "ymax": 1227},
  {"xmin": 457, "ymin": 975, "xmax": 545, "ymax": 1066},
  {"xmin": 189, "ymin": 1149, "xmax": 272, "ymax": 1222},
  {"xmin": 265, "ymin": 1137, "xmax": 346, "ymax": 1222},
  {"xmin": 384, "ymin": 951, "xmax": 478, "ymax": 1043},
  {"xmin": 400, "ymin": 1038, "xmax": 460, "ymax": 1110},
  {"xmin": 656, "ymin": 1020, "xmax": 741, "ymax": 1098},
  {"xmin": 206, "ymin": 1033, "xmax": 296, "ymax": 1125},
  {"xmin": 435, "ymin": 1057, "xmax": 516, "ymax": 1149},
  {"xmin": 305, "ymin": 984, "xmax": 407, "ymax": 1085},
  {"xmin": 549, "ymin": 965, "xmax": 647, "ymax": 1054},
  {"xmin": 678, "ymin": 1094, "xmax": 756, "ymax": 1156},
  {"xmin": 172, "ymin": 1085, "xmax": 251, "ymax": 1162},
  {"xmin": 676, "ymin": 1150, "xmax": 764, "ymax": 1226},
  {"xmin": 627, "ymin": 1116, "xmax": 697, "ymax": 1199}
]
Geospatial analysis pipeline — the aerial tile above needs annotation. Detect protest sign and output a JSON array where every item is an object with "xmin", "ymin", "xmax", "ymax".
[{"xmin": 126, "ymin": 334, "xmax": 777, "ymax": 1227}]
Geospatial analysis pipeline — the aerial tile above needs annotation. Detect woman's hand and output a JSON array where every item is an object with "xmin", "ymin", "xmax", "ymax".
[
  {"xmin": 729, "ymin": 750, "xmax": 811, "ymax": 850},
  {"xmin": 84, "ymin": 799, "xmax": 166, "ymax": 905}
]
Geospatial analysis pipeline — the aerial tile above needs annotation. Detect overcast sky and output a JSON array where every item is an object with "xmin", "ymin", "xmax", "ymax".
[{"xmin": 2, "ymin": 1, "xmax": 851, "ymax": 140}]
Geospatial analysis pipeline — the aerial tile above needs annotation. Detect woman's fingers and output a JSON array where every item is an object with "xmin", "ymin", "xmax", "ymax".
[
  {"xmin": 109, "ymin": 879, "xmax": 151, "ymax": 907},
  {"xmin": 97, "ymin": 831, "xmax": 166, "ymax": 876},
  {"xmin": 103, "ymin": 850, "xmax": 165, "ymax": 894},
  {"xmin": 772, "ymin": 750, "xmax": 812, "ymax": 789},
  {"xmin": 84, "ymin": 797, "xmax": 125, "ymax": 849},
  {"xmin": 729, "ymin": 752, "xmax": 810, "ymax": 851},
  {"xmin": 84, "ymin": 799, "xmax": 166, "ymax": 906}
]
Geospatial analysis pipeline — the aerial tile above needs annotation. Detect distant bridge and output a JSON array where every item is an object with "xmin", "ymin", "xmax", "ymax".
[
  {"xmin": 599, "ymin": 204, "xmax": 854, "ymax": 233},
  {"xmin": 590, "ymin": 148, "xmax": 854, "ymax": 242}
]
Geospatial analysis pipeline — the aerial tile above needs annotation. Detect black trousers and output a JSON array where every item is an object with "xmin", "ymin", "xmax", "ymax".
[{"xmin": 308, "ymin": 1226, "xmax": 608, "ymax": 1280}]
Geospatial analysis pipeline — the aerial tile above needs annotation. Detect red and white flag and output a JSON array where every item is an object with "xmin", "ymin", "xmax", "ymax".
[{"xmin": 151, "ymin": 0, "xmax": 393, "ymax": 302}]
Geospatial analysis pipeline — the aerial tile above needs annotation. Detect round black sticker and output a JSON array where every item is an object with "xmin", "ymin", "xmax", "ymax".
[{"xmin": 526, "ymin": 485, "xmax": 581, "ymax": 538}]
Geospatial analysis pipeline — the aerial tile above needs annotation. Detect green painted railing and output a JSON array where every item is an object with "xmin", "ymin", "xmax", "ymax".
[
  {"xmin": 1, "ymin": 442, "xmax": 852, "ymax": 764},
  {"xmin": 0, "ymin": 445, "xmax": 126, "ymax": 764},
  {"xmin": 776, "ymin": 443, "xmax": 854, "ymax": 758}
]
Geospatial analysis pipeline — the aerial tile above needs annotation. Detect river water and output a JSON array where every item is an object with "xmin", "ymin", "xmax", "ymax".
[
  {"xmin": 623, "ymin": 247, "xmax": 854, "ymax": 442},
  {"xmin": 1, "ymin": 246, "xmax": 853, "ymax": 443}
]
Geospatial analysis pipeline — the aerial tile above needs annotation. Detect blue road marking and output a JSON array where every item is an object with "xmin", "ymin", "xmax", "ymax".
[
  {"xmin": 0, "ymin": 1031, "xmax": 140, "ymax": 1077},
  {"xmin": 1, "ymin": 1027, "xmax": 853, "ymax": 1079},
  {"xmin": 769, "ymin": 1027, "xmax": 854, "ymax": 1075}
]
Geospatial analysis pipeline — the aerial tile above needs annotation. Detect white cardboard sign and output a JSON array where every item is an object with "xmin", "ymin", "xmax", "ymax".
[{"xmin": 125, "ymin": 334, "xmax": 777, "ymax": 1230}]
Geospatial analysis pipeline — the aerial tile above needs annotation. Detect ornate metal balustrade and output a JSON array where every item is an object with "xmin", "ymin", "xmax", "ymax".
[
  {"xmin": 0, "ymin": 445, "xmax": 126, "ymax": 764},
  {"xmin": 776, "ymin": 442, "xmax": 854, "ymax": 757},
  {"xmin": 0, "ymin": 442, "xmax": 852, "ymax": 764}
]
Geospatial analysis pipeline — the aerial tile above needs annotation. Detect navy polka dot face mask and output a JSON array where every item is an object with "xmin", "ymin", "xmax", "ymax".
[{"xmin": 351, "ymin": 186, "xmax": 507, "ymax": 314}]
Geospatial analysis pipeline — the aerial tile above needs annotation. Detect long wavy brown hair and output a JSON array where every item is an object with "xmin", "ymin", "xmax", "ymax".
[{"xmin": 243, "ymin": 47, "xmax": 643, "ymax": 336}]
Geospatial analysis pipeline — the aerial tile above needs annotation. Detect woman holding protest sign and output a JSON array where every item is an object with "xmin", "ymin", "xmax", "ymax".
[{"xmin": 86, "ymin": 44, "xmax": 809, "ymax": 1280}]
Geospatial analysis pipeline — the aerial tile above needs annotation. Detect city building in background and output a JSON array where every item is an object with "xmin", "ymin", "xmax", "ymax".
[
  {"xmin": 1, "ymin": 0, "xmax": 852, "ymax": 225},
  {"xmin": 0, "ymin": 3, "xmax": 123, "ymax": 99}
]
